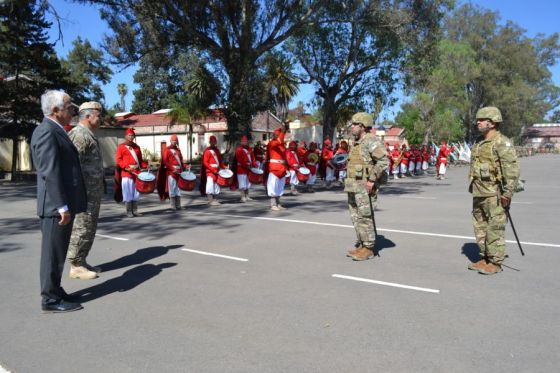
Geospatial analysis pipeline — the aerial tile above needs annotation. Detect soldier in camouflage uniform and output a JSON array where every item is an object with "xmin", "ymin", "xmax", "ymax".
[
  {"xmin": 468, "ymin": 106, "xmax": 520, "ymax": 275},
  {"xmin": 344, "ymin": 113, "xmax": 389, "ymax": 261},
  {"xmin": 67, "ymin": 102, "xmax": 104, "ymax": 280}
]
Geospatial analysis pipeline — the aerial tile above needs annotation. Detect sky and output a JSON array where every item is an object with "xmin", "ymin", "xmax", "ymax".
[{"xmin": 46, "ymin": 0, "xmax": 560, "ymax": 119}]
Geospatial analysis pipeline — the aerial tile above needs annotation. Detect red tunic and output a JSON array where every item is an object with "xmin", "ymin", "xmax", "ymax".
[
  {"xmin": 413, "ymin": 149, "xmax": 422, "ymax": 164},
  {"xmin": 286, "ymin": 149, "xmax": 301, "ymax": 171},
  {"xmin": 202, "ymin": 146, "xmax": 225, "ymax": 181},
  {"xmin": 115, "ymin": 142, "xmax": 147, "ymax": 179},
  {"xmin": 401, "ymin": 150, "xmax": 411, "ymax": 166},
  {"xmin": 235, "ymin": 145, "xmax": 256, "ymax": 175},
  {"xmin": 266, "ymin": 133, "xmax": 287, "ymax": 178},
  {"xmin": 254, "ymin": 145, "xmax": 265, "ymax": 163},
  {"xmin": 322, "ymin": 147, "xmax": 334, "ymax": 169},
  {"xmin": 163, "ymin": 146, "xmax": 184, "ymax": 180}
]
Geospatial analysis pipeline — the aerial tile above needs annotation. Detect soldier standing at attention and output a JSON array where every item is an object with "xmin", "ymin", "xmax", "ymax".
[
  {"xmin": 468, "ymin": 106, "xmax": 520, "ymax": 275},
  {"xmin": 67, "ymin": 102, "xmax": 104, "ymax": 280},
  {"xmin": 344, "ymin": 112, "xmax": 389, "ymax": 261}
]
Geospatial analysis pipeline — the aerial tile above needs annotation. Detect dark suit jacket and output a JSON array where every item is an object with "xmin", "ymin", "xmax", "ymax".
[{"xmin": 31, "ymin": 118, "xmax": 87, "ymax": 217}]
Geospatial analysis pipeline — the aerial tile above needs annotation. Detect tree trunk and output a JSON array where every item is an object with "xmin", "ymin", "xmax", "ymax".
[
  {"xmin": 422, "ymin": 127, "xmax": 432, "ymax": 146},
  {"xmin": 11, "ymin": 135, "xmax": 18, "ymax": 182},
  {"xmin": 321, "ymin": 97, "xmax": 338, "ymax": 144}
]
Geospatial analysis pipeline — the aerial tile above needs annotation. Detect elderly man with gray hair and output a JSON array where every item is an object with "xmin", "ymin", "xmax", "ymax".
[
  {"xmin": 31, "ymin": 90, "xmax": 87, "ymax": 313},
  {"xmin": 67, "ymin": 101, "xmax": 104, "ymax": 280}
]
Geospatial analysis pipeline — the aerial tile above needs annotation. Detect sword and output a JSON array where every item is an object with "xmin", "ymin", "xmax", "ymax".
[{"xmin": 505, "ymin": 207, "xmax": 525, "ymax": 256}]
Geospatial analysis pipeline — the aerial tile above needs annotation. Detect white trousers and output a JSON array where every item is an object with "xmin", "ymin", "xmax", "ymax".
[
  {"xmin": 122, "ymin": 177, "xmax": 140, "ymax": 202},
  {"xmin": 326, "ymin": 167, "xmax": 336, "ymax": 182},
  {"xmin": 267, "ymin": 173, "xmax": 285, "ymax": 197},
  {"xmin": 206, "ymin": 176, "xmax": 220, "ymax": 195},
  {"xmin": 392, "ymin": 165, "xmax": 399, "ymax": 174},
  {"xmin": 289, "ymin": 170, "xmax": 299, "ymax": 186},
  {"xmin": 237, "ymin": 174, "xmax": 251, "ymax": 190},
  {"xmin": 408, "ymin": 161, "xmax": 416, "ymax": 173},
  {"xmin": 438, "ymin": 163, "xmax": 447, "ymax": 175},
  {"xmin": 400, "ymin": 164, "xmax": 408, "ymax": 174},
  {"xmin": 339, "ymin": 170, "xmax": 347, "ymax": 181},
  {"xmin": 415, "ymin": 162, "xmax": 422, "ymax": 171},
  {"xmin": 422, "ymin": 161, "xmax": 428, "ymax": 170},
  {"xmin": 306, "ymin": 174, "xmax": 317, "ymax": 186},
  {"xmin": 168, "ymin": 175, "xmax": 181, "ymax": 197}
]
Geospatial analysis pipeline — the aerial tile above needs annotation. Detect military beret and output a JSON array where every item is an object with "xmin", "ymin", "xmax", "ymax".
[{"xmin": 79, "ymin": 101, "xmax": 102, "ymax": 112}]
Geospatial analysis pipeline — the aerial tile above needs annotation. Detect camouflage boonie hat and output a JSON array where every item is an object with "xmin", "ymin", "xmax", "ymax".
[
  {"xmin": 476, "ymin": 106, "xmax": 502, "ymax": 123},
  {"xmin": 79, "ymin": 101, "xmax": 102, "ymax": 112},
  {"xmin": 352, "ymin": 112, "xmax": 373, "ymax": 128}
]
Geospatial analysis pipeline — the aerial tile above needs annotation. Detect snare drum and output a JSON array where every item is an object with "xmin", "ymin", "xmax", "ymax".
[
  {"xmin": 248, "ymin": 167, "xmax": 264, "ymax": 184},
  {"xmin": 136, "ymin": 171, "xmax": 156, "ymax": 194},
  {"xmin": 178, "ymin": 171, "xmax": 196, "ymax": 191},
  {"xmin": 296, "ymin": 167, "xmax": 310, "ymax": 182},
  {"xmin": 217, "ymin": 169, "xmax": 234, "ymax": 186}
]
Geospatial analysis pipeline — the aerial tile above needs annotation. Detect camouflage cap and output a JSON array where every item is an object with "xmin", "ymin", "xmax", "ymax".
[
  {"xmin": 351, "ymin": 112, "xmax": 373, "ymax": 128},
  {"xmin": 79, "ymin": 101, "xmax": 102, "ymax": 112},
  {"xmin": 476, "ymin": 106, "xmax": 502, "ymax": 123}
]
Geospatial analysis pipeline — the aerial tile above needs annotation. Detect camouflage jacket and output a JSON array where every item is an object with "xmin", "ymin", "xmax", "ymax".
[
  {"xmin": 344, "ymin": 133, "xmax": 388, "ymax": 193},
  {"xmin": 68, "ymin": 123, "xmax": 104, "ymax": 189},
  {"xmin": 469, "ymin": 131, "xmax": 519, "ymax": 198}
]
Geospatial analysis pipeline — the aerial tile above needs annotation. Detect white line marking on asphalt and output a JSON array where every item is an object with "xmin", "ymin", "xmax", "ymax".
[
  {"xmin": 192, "ymin": 212, "xmax": 560, "ymax": 248},
  {"xmin": 332, "ymin": 274, "xmax": 440, "ymax": 294},
  {"xmin": 397, "ymin": 196, "xmax": 437, "ymax": 200},
  {"xmin": 95, "ymin": 234, "xmax": 129, "ymax": 241},
  {"xmin": 181, "ymin": 248, "xmax": 248, "ymax": 262}
]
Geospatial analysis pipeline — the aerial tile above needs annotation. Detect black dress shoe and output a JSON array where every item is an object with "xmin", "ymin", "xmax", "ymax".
[{"xmin": 42, "ymin": 300, "xmax": 83, "ymax": 313}]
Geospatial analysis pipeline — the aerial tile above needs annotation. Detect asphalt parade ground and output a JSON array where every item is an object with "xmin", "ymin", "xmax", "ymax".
[{"xmin": 1, "ymin": 155, "xmax": 559, "ymax": 373}]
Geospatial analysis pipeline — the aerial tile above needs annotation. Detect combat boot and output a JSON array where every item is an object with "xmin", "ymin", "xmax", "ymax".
[
  {"xmin": 346, "ymin": 246, "xmax": 362, "ymax": 257},
  {"xmin": 468, "ymin": 258, "xmax": 487, "ymax": 271},
  {"xmin": 131, "ymin": 201, "xmax": 142, "ymax": 216},
  {"xmin": 69, "ymin": 265, "xmax": 98, "ymax": 280},
  {"xmin": 351, "ymin": 247, "xmax": 375, "ymax": 261},
  {"xmin": 270, "ymin": 197, "xmax": 280, "ymax": 211},
  {"xmin": 478, "ymin": 262, "xmax": 503, "ymax": 275},
  {"xmin": 125, "ymin": 202, "xmax": 134, "ymax": 218},
  {"xmin": 84, "ymin": 262, "xmax": 101, "ymax": 274},
  {"xmin": 175, "ymin": 196, "xmax": 182, "ymax": 210}
]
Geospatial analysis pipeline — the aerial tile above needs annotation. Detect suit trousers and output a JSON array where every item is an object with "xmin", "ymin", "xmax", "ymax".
[{"xmin": 40, "ymin": 216, "xmax": 74, "ymax": 304}]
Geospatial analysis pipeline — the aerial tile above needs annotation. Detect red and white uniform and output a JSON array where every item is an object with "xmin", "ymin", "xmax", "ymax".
[
  {"xmin": 162, "ymin": 144, "xmax": 184, "ymax": 197},
  {"xmin": 202, "ymin": 145, "xmax": 226, "ymax": 195},
  {"xmin": 116, "ymin": 140, "xmax": 147, "ymax": 202},
  {"xmin": 334, "ymin": 146, "xmax": 348, "ymax": 181},
  {"xmin": 304, "ymin": 146, "xmax": 319, "ymax": 186},
  {"xmin": 390, "ymin": 148, "xmax": 401, "ymax": 176},
  {"xmin": 413, "ymin": 147, "xmax": 423, "ymax": 172},
  {"xmin": 235, "ymin": 144, "xmax": 257, "ymax": 190},
  {"xmin": 400, "ymin": 145, "xmax": 410, "ymax": 175},
  {"xmin": 436, "ymin": 143, "xmax": 455, "ymax": 177},
  {"xmin": 266, "ymin": 131, "xmax": 287, "ymax": 197},
  {"xmin": 322, "ymin": 141, "xmax": 335, "ymax": 182},
  {"xmin": 421, "ymin": 146, "xmax": 430, "ymax": 170},
  {"xmin": 254, "ymin": 144, "xmax": 265, "ymax": 170},
  {"xmin": 286, "ymin": 144, "xmax": 302, "ymax": 186}
]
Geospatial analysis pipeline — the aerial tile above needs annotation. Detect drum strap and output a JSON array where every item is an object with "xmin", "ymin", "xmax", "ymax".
[
  {"xmin": 291, "ymin": 150, "xmax": 299, "ymax": 164},
  {"xmin": 126, "ymin": 145, "xmax": 140, "ymax": 167},
  {"xmin": 170, "ymin": 149, "xmax": 182, "ymax": 169},
  {"xmin": 209, "ymin": 149, "xmax": 220, "ymax": 165},
  {"xmin": 242, "ymin": 148, "xmax": 252, "ymax": 164}
]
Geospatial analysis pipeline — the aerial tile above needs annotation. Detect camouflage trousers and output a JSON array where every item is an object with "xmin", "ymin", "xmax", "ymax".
[
  {"xmin": 348, "ymin": 192, "xmax": 377, "ymax": 250},
  {"xmin": 472, "ymin": 196, "xmax": 507, "ymax": 264},
  {"xmin": 67, "ymin": 189, "xmax": 102, "ymax": 266}
]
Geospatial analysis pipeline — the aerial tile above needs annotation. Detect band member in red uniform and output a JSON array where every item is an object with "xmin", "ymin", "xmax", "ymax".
[
  {"xmin": 200, "ymin": 135, "xmax": 227, "ymax": 206},
  {"xmin": 253, "ymin": 141, "xmax": 265, "ymax": 170},
  {"xmin": 286, "ymin": 140, "xmax": 302, "ymax": 195},
  {"xmin": 157, "ymin": 134, "xmax": 186, "ymax": 210},
  {"xmin": 400, "ymin": 144, "xmax": 410, "ymax": 177},
  {"xmin": 436, "ymin": 140, "xmax": 455, "ymax": 180},
  {"xmin": 413, "ymin": 144, "xmax": 423, "ymax": 175},
  {"xmin": 390, "ymin": 145, "xmax": 402, "ymax": 179},
  {"xmin": 421, "ymin": 145, "xmax": 430, "ymax": 172},
  {"xmin": 235, "ymin": 135, "xmax": 257, "ymax": 202},
  {"xmin": 266, "ymin": 127, "xmax": 288, "ymax": 210},
  {"xmin": 334, "ymin": 140, "xmax": 349, "ymax": 182},
  {"xmin": 322, "ymin": 138, "xmax": 335, "ymax": 188},
  {"xmin": 303, "ymin": 142, "xmax": 319, "ymax": 192},
  {"xmin": 115, "ymin": 128, "xmax": 148, "ymax": 217}
]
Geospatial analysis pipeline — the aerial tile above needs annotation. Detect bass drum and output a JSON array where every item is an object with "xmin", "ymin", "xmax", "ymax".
[
  {"xmin": 136, "ymin": 171, "xmax": 156, "ymax": 194},
  {"xmin": 296, "ymin": 167, "xmax": 310, "ymax": 182}
]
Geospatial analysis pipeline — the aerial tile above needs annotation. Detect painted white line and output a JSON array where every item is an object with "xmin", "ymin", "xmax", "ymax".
[
  {"xmin": 397, "ymin": 196, "xmax": 437, "ymax": 200},
  {"xmin": 192, "ymin": 212, "xmax": 560, "ymax": 248},
  {"xmin": 0, "ymin": 363, "xmax": 11, "ymax": 373},
  {"xmin": 332, "ymin": 274, "xmax": 440, "ymax": 294},
  {"xmin": 181, "ymin": 248, "xmax": 248, "ymax": 262},
  {"xmin": 95, "ymin": 234, "xmax": 129, "ymax": 241}
]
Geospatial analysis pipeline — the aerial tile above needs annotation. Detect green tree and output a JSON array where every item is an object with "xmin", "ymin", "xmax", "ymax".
[
  {"xmin": 286, "ymin": 0, "xmax": 449, "ymax": 142},
  {"xmin": 263, "ymin": 51, "xmax": 300, "ymax": 121},
  {"xmin": 81, "ymin": 0, "xmax": 323, "ymax": 141},
  {"xmin": 117, "ymin": 83, "xmax": 127, "ymax": 111},
  {"xmin": 60, "ymin": 36, "xmax": 112, "ymax": 103},
  {"xmin": 0, "ymin": 0, "xmax": 63, "ymax": 180}
]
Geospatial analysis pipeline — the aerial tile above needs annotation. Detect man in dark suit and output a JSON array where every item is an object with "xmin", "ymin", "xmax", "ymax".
[{"xmin": 31, "ymin": 90, "xmax": 88, "ymax": 313}]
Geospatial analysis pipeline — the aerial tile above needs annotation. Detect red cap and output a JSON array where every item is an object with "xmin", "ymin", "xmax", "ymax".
[
  {"xmin": 240, "ymin": 135, "xmax": 248, "ymax": 143},
  {"xmin": 274, "ymin": 128, "xmax": 282, "ymax": 136},
  {"xmin": 324, "ymin": 138, "xmax": 331, "ymax": 146},
  {"xmin": 170, "ymin": 134, "xmax": 178, "ymax": 142},
  {"xmin": 401, "ymin": 144, "xmax": 407, "ymax": 149},
  {"xmin": 289, "ymin": 141, "xmax": 297, "ymax": 148},
  {"xmin": 209, "ymin": 135, "xmax": 217, "ymax": 144},
  {"xmin": 309, "ymin": 142, "xmax": 317, "ymax": 149},
  {"xmin": 125, "ymin": 128, "xmax": 135, "ymax": 136}
]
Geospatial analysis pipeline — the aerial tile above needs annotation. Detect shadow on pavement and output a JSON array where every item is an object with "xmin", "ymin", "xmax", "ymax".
[
  {"xmin": 376, "ymin": 234, "xmax": 396, "ymax": 253},
  {"xmin": 98, "ymin": 244, "xmax": 183, "ymax": 272},
  {"xmin": 0, "ymin": 242, "xmax": 24, "ymax": 253},
  {"xmin": 461, "ymin": 242, "xmax": 480, "ymax": 262},
  {"xmin": 71, "ymin": 262, "xmax": 177, "ymax": 303}
]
